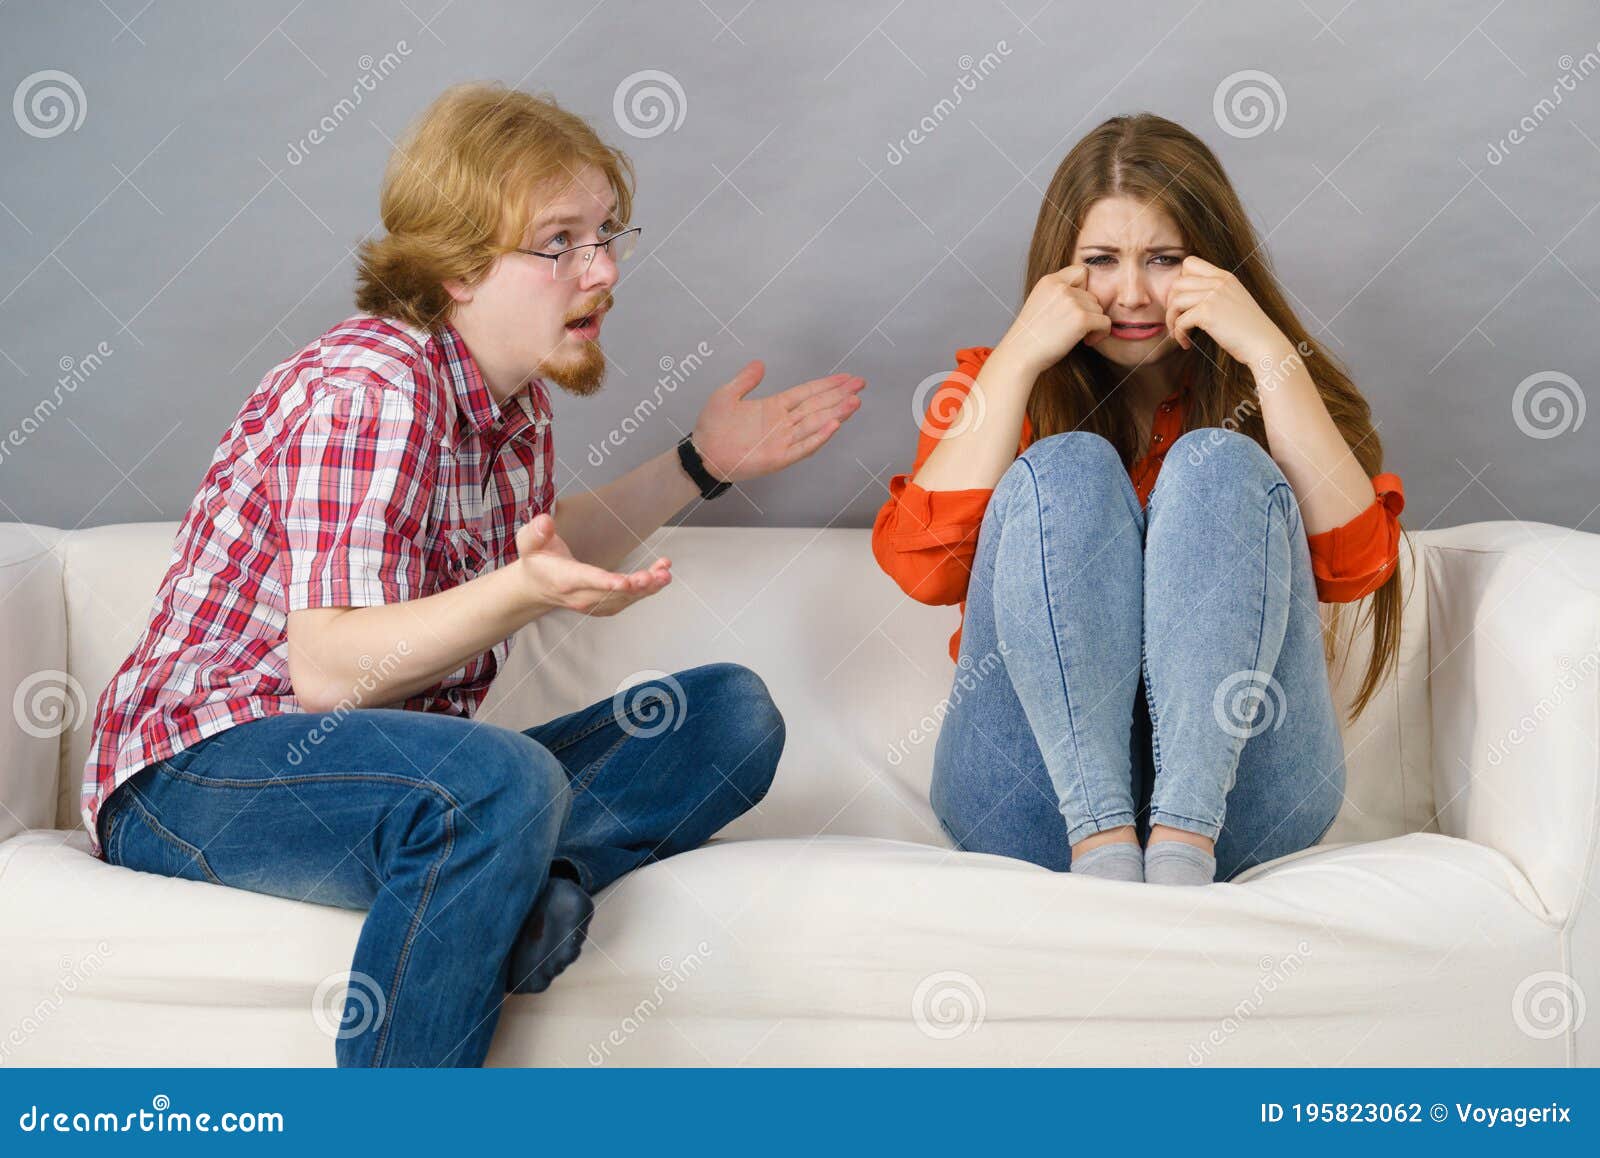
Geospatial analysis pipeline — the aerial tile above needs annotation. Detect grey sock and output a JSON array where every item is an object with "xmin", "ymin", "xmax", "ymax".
[
  {"xmin": 1070, "ymin": 841, "xmax": 1144, "ymax": 882},
  {"xmin": 1143, "ymin": 841, "xmax": 1217, "ymax": 886}
]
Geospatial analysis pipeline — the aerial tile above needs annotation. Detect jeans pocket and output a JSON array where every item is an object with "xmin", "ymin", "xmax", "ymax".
[{"xmin": 110, "ymin": 790, "xmax": 224, "ymax": 887}]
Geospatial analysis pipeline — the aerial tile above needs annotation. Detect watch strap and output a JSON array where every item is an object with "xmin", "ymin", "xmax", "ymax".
[{"xmin": 676, "ymin": 434, "xmax": 731, "ymax": 499}]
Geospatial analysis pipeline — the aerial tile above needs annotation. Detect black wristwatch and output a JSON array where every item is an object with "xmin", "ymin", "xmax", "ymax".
[{"xmin": 676, "ymin": 433, "xmax": 731, "ymax": 499}]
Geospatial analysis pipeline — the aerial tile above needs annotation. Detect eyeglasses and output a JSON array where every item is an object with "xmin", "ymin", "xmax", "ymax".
[{"xmin": 512, "ymin": 226, "xmax": 642, "ymax": 281}]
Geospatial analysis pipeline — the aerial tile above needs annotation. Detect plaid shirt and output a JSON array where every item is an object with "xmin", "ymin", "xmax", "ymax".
[{"xmin": 81, "ymin": 314, "xmax": 555, "ymax": 859}]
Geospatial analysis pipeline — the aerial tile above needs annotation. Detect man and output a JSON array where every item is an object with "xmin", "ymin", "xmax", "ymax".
[{"xmin": 80, "ymin": 82, "xmax": 865, "ymax": 1067}]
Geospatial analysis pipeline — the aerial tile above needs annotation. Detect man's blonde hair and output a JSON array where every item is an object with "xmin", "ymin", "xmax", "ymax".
[{"xmin": 354, "ymin": 82, "xmax": 635, "ymax": 332}]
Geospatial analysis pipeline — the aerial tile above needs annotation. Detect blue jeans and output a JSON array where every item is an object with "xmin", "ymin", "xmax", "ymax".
[
  {"xmin": 95, "ymin": 662, "xmax": 783, "ymax": 1066},
  {"xmin": 930, "ymin": 430, "xmax": 1345, "ymax": 882}
]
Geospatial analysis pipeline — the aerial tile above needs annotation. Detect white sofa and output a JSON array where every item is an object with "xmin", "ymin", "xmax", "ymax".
[{"xmin": 1, "ymin": 517, "xmax": 1596, "ymax": 1066}]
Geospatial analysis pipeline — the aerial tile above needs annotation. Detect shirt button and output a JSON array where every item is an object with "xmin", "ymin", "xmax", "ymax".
[{"xmin": 1153, "ymin": 433, "xmax": 1164, "ymax": 444}]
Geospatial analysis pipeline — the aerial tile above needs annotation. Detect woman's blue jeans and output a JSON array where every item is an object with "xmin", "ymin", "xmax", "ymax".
[
  {"xmin": 930, "ymin": 429, "xmax": 1346, "ymax": 882},
  {"xmin": 95, "ymin": 662, "xmax": 784, "ymax": 1067}
]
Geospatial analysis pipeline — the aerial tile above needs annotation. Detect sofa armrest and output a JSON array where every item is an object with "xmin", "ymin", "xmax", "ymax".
[
  {"xmin": 0, "ymin": 523, "xmax": 68, "ymax": 843},
  {"xmin": 1423, "ymin": 521, "xmax": 1600, "ymax": 928}
]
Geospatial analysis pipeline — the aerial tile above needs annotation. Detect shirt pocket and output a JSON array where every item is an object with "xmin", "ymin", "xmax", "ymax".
[{"xmin": 443, "ymin": 525, "xmax": 491, "ymax": 583}]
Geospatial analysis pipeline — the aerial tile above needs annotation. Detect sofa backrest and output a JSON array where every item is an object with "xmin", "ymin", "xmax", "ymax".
[{"xmin": 2, "ymin": 520, "xmax": 1434, "ymax": 848}]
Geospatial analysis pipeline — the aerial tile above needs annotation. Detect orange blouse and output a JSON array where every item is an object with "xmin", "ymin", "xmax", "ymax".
[{"xmin": 871, "ymin": 346, "xmax": 1405, "ymax": 663}]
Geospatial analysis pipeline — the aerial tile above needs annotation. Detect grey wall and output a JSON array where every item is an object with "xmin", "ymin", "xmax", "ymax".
[{"xmin": 1, "ymin": 0, "xmax": 1596, "ymax": 535}]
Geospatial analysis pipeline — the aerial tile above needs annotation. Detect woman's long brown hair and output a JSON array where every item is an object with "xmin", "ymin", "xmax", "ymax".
[{"xmin": 1023, "ymin": 113, "xmax": 1403, "ymax": 720}]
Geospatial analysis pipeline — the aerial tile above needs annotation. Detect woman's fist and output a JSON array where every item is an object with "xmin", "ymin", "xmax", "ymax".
[{"xmin": 997, "ymin": 265, "xmax": 1112, "ymax": 373}]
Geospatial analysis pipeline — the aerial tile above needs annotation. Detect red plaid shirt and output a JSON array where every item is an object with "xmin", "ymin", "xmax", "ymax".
[{"xmin": 81, "ymin": 314, "xmax": 555, "ymax": 859}]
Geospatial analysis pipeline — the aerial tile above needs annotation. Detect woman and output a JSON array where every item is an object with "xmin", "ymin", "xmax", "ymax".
[{"xmin": 871, "ymin": 113, "xmax": 1404, "ymax": 886}]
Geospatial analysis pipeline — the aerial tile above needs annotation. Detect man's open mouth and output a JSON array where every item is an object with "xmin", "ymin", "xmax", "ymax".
[{"xmin": 565, "ymin": 311, "xmax": 603, "ymax": 337}]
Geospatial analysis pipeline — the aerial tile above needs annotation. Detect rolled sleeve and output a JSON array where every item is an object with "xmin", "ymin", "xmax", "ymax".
[
  {"xmin": 1306, "ymin": 472, "xmax": 1405, "ymax": 603},
  {"xmin": 869, "ymin": 345, "xmax": 1007, "ymax": 606},
  {"xmin": 871, "ymin": 474, "xmax": 994, "ymax": 604},
  {"xmin": 270, "ymin": 386, "xmax": 435, "ymax": 612}
]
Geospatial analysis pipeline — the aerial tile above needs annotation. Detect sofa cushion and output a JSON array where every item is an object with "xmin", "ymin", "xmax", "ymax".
[{"xmin": 0, "ymin": 827, "xmax": 1560, "ymax": 1066}]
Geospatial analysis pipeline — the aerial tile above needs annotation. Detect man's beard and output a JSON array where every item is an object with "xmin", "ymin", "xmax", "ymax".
[
  {"xmin": 539, "ymin": 292, "xmax": 612, "ymax": 396},
  {"xmin": 540, "ymin": 339, "xmax": 607, "ymax": 397}
]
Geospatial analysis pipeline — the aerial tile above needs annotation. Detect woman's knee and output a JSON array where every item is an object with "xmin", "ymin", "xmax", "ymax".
[
  {"xmin": 1014, "ymin": 430, "xmax": 1121, "ymax": 479},
  {"xmin": 996, "ymin": 431, "xmax": 1134, "ymax": 518},
  {"xmin": 1163, "ymin": 428, "xmax": 1283, "ymax": 491}
]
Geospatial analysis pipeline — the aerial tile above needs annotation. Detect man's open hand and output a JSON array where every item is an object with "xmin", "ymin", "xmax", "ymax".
[
  {"xmin": 690, "ymin": 361, "xmax": 865, "ymax": 483},
  {"xmin": 515, "ymin": 512, "xmax": 671, "ymax": 616}
]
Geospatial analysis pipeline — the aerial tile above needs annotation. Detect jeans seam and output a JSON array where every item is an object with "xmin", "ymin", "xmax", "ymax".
[
  {"xmin": 1138, "ymin": 484, "xmax": 1167, "ymax": 811},
  {"xmin": 122, "ymin": 793, "xmax": 225, "ymax": 886},
  {"xmin": 372, "ymin": 806, "xmax": 454, "ymax": 1066},
  {"xmin": 1065, "ymin": 810, "xmax": 1138, "ymax": 844},
  {"xmin": 1148, "ymin": 807, "xmax": 1221, "ymax": 835},
  {"xmin": 1231, "ymin": 483, "xmax": 1291, "ymax": 805},
  {"xmin": 538, "ymin": 713, "xmax": 620, "ymax": 755},
  {"xmin": 1140, "ymin": 635, "xmax": 1163, "ymax": 789},
  {"xmin": 1018, "ymin": 455, "xmax": 1094, "ymax": 833},
  {"xmin": 569, "ymin": 730, "xmax": 630, "ymax": 798},
  {"xmin": 155, "ymin": 765, "xmax": 465, "ymax": 811},
  {"xmin": 1249, "ymin": 484, "xmax": 1294, "ymax": 684},
  {"xmin": 101, "ymin": 800, "xmax": 128, "ymax": 863}
]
